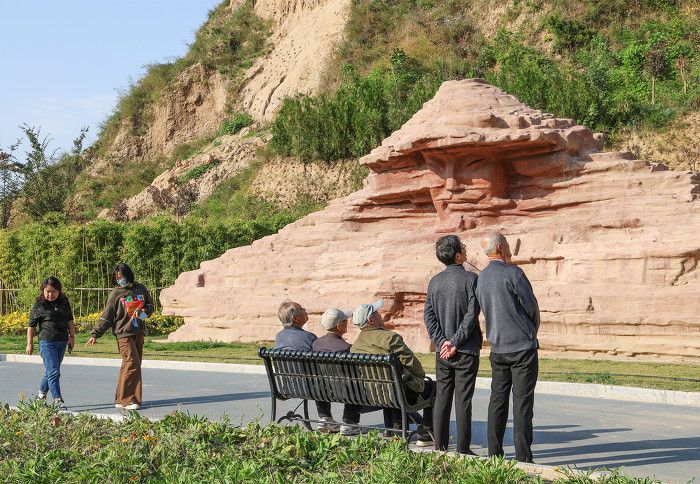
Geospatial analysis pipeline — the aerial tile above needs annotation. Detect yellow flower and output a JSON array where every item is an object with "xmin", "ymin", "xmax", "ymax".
[{"xmin": 18, "ymin": 394, "xmax": 25, "ymax": 401}]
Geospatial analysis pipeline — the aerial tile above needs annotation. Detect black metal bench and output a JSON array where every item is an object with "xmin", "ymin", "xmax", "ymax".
[{"xmin": 258, "ymin": 347, "xmax": 433, "ymax": 440}]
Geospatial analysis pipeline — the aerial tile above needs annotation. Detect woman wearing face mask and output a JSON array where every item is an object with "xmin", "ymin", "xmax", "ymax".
[
  {"xmin": 86, "ymin": 263, "xmax": 154, "ymax": 410},
  {"xmin": 26, "ymin": 277, "xmax": 75, "ymax": 410}
]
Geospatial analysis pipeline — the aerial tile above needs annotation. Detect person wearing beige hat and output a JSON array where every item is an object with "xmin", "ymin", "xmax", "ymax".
[
  {"xmin": 314, "ymin": 308, "xmax": 354, "ymax": 352},
  {"xmin": 312, "ymin": 308, "xmax": 361, "ymax": 435},
  {"xmin": 350, "ymin": 299, "xmax": 434, "ymax": 446}
]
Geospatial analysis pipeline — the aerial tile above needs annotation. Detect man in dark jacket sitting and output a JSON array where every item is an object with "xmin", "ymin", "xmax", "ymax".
[{"xmin": 274, "ymin": 300, "xmax": 316, "ymax": 351}]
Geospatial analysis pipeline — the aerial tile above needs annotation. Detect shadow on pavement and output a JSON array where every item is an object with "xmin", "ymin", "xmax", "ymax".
[
  {"xmin": 537, "ymin": 433, "xmax": 700, "ymax": 469},
  {"xmin": 536, "ymin": 425, "xmax": 632, "ymax": 445},
  {"xmin": 68, "ymin": 391, "xmax": 270, "ymax": 413}
]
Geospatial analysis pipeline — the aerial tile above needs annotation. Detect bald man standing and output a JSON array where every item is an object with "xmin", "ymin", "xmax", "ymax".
[{"xmin": 475, "ymin": 232, "xmax": 540, "ymax": 463}]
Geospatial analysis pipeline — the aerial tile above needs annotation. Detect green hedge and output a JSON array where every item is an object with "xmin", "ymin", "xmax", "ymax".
[{"xmin": 0, "ymin": 212, "xmax": 297, "ymax": 315}]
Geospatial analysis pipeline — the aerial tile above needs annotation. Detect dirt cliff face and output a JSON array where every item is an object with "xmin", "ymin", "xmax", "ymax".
[
  {"xmin": 93, "ymin": 0, "xmax": 352, "ymax": 219},
  {"xmin": 232, "ymin": 0, "xmax": 351, "ymax": 119},
  {"xmin": 160, "ymin": 79, "xmax": 700, "ymax": 361},
  {"xmin": 104, "ymin": 64, "xmax": 230, "ymax": 163}
]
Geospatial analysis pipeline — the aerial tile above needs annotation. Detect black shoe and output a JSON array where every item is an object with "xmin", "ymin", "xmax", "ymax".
[
  {"xmin": 461, "ymin": 449, "xmax": 478, "ymax": 456},
  {"xmin": 415, "ymin": 429, "xmax": 433, "ymax": 447},
  {"xmin": 382, "ymin": 425, "xmax": 402, "ymax": 439}
]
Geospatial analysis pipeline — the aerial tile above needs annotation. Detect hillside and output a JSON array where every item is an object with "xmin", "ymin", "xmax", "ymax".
[{"xmin": 69, "ymin": 0, "xmax": 699, "ymax": 223}]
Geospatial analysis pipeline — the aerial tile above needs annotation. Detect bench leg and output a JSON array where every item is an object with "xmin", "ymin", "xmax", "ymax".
[
  {"xmin": 270, "ymin": 396, "xmax": 277, "ymax": 424},
  {"xmin": 401, "ymin": 410, "xmax": 408, "ymax": 440},
  {"xmin": 302, "ymin": 399, "xmax": 312, "ymax": 431}
]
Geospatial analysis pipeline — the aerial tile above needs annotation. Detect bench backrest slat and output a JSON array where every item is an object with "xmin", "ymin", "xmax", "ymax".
[{"xmin": 259, "ymin": 348, "xmax": 406, "ymax": 410}]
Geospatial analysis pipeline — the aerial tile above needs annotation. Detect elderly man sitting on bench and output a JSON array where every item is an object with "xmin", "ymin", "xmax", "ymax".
[{"xmin": 350, "ymin": 299, "xmax": 434, "ymax": 447}]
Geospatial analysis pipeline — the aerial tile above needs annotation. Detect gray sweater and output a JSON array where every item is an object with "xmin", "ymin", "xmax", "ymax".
[
  {"xmin": 274, "ymin": 326, "xmax": 317, "ymax": 351},
  {"xmin": 475, "ymin": 259, "xmax": 540, "ymax": 354},
  {"xmin": 424, "ymin": 264, "xmax": 482, "ymax": 355}
]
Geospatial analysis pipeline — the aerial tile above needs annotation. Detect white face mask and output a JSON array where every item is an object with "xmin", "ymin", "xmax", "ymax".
[{"xmin": 117, "ymin": 277, "xmax": 128, "ymax": 287}]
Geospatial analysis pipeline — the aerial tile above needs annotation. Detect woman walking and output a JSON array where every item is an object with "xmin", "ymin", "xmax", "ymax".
[
  {"xmin": 26, "ymin": 277, "xmax": 75, "ymax": 410},
  {"xmin": 86, "ymin": 263, "xmax": 153, "ymax": 410}
]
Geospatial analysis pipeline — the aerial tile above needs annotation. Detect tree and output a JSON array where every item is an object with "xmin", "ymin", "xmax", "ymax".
[
  {"xmin": 643, "ymin": 42, "xmax": 666, "ymax": 105},
  {"xmin": 0, "ymin": 142, "xmax": 23, "ymax": 228},
  {"xmin": 676, "ymin": 56, "xmax": 688, "ymax": 94},
  {"xmin": 17, "ymin": 125, "xmax": 88, "ymax": 221}
]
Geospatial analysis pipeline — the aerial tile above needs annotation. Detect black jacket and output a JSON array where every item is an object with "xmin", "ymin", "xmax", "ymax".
[{"xmin": 28, "ymin": 298, "xmax": 74, "ymax": 341}]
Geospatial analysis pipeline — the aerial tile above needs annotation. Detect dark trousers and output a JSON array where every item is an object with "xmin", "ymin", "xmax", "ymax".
[
  {"xmin": 488, "ymin": 348, "xmax": 538, "ymax": 463},
  {"xmin": 385, "ymin": 380, "xmax": 434, "ymax": 431},
  {"xmin": 316, "ymin": 401, "xmax": 361, "ymax": 424},
  {"xmin": 434, "ymin": 352, "xmax": 479, "ymax": 453},
  {"xmin": 116, "ymin": 334, "xmax": 144, "ymax": 405}
]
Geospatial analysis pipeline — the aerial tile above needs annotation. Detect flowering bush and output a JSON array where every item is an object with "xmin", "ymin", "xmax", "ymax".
[
  {"xmin": 74, "ymin": 313, "xmax": 101, "ymax": 333},
  {"xmin": 0, "ymin": 312, "xmax": 30, "ymax": 336},
  {"xmin": 146, "ymin": 313, "xmax": 185, "ymax": 336},
  {"xmin": 0, "ymin": 311, "xmax": 184, "ymax": 336}
]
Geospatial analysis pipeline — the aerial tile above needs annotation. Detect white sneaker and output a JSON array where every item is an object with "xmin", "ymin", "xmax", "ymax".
[
  {"xmin": 115, "ymin": 403, "xmax": 124, "ymax": 409},
  {"xmin": 318, "ymin": 416, "xmax": 340, "ymax": 433},
  {"xmin": 54, "ymin": 398, "xmax": 67, "ymax": 411},
  {"xmin": 125, "ymin": 403, "xmax": 141, "ymax": 410},
  {"xmin": 340, "ymin": 424, "xmax": 360, "ymax": 436},
  {"xmin": 37, "ymin": 391, "xmax": 46, "ymax": 402}
]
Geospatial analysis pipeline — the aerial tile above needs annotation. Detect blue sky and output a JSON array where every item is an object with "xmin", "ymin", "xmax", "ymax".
[{"xmin": 1, "ymin": 1, "xmax": 220, "ymax": 160}]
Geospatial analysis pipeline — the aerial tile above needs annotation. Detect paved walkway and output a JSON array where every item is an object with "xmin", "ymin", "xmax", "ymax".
[{"xmin": 1, "ymin": 354, "xmax": 699, "ymax": 483}]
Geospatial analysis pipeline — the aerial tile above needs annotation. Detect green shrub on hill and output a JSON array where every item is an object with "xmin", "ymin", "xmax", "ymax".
[
  {"xmin": 271, "ymin": 61, "xmax": 442, "ymax": 161},
  {"xmin": 271, "ymin": 1, "xmax": 699, "ymax": 161},
  {"xmin": 219, "ymin": 111, "xmax": 254, "ymax": 136}
]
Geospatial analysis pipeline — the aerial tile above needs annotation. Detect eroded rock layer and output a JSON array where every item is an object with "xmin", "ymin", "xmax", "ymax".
[{"xmin": 161, "ymin": 79, "xmax": 700, "ymax": 360}]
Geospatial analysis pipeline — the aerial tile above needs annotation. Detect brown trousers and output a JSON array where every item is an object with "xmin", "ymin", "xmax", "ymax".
[{"xmin": 116, "ymin": 334, "xmax": 144, "ymax": 405}]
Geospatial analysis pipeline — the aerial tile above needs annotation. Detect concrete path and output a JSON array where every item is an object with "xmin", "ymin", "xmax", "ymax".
[{"xmin": 1, "ymin": 355, "xmax": 698, "ymax": 483}]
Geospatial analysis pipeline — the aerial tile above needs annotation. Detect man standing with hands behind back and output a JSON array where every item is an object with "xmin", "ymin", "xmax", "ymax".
[
  {"xmin": 475, "ymin": 232, "xmax": 540, "ymax": 463},
  {"xmin": 424, "ymin": 235, "xmax": 482, "ymax": 455}
]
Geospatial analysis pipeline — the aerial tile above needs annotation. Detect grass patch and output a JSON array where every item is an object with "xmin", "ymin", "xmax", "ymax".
[
  {"xmin": 0, "ymin": 334, "xmax": 269, "ymax": 364},
  {"xmin": 0, "ymin": 403, "xmax": 661, "ymax": 483},
  {"xmin": 76, "ymin": 157, "xmax": 166, "ymax": 210},
  {"xmin": 2, "ymin": 334, "xmax": 699, "ymax": 392}
]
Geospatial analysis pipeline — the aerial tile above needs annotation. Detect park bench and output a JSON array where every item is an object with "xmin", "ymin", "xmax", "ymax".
[{"xmin": 258, "ymin": 347, "xmax": 434, "ymax": 440}]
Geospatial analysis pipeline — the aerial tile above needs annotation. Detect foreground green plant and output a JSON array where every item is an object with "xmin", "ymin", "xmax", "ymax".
[{"xmin": 0, "ymin": 403, "xmax": 660, "ymax": 483}]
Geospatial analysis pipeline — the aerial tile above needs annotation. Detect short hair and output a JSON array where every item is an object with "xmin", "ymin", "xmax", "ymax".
[
  {"xmin": 112, "ymin": 263, "xmax": 135, "ymax": 286},
  {"xmin": 278, "ymin": 300, "xmax": 298, "ymax": 327},
  {"xmin": 481, "ymin": 232, "xmax": 506, "ymax": 256},
  {"xmin": 435, "ymin": 235, "xmax": 462, "ymax": 265},
  {"xmin": 37, "ymin": 276, "xmax": 68, "ymax": 304}
]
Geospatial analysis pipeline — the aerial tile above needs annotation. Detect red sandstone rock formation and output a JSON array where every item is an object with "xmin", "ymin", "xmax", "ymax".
[{"xmin": 161, "ymin": 79, "xmax": 700, "ymax": 360}]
